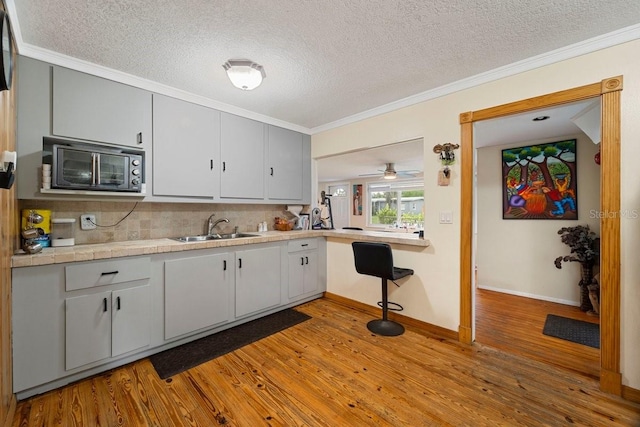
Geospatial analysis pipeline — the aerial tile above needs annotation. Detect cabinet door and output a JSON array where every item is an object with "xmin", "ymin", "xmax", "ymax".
[
  {"xmin": 65, "ymin": 291, "xmax": 112, "ymax": 370},
  {"xmin": 303, "ymin": 251, "xmax": 319, "ymax": 294},
  {"xmin": 112, "ymin": 285, "xmax": 151, "ymax": 357},
  {"xmin": 153, "ymin": 95, "xmax": 220, "ymax": 198},
  {"xmin": 220, "ymin": 112, "xmax": 264, "ymax": 199},
  {"xmin": 164, "ymin": 253, "xmax": 231, "ymax": 340},
  {"xmin": 52, "ymin": 67, "xmax": 152, "ymax": 147},
  {"xmin": 288, "ymin": 253, "xmax": 305, "ymax": 298},
  {"xmin": 16, "ymin": 56, "xmax": 53, "ymax": 199},
  {"xmin": 288, "ymin": 250, "xmax": 319, "ymax": 299},
  {"xmin": 267, "ymin": 125, "xmax": 303, "ymax": 200},
  {"xmin": 235, "ymin": 246, "xmax": 281, "ymax": 317}
]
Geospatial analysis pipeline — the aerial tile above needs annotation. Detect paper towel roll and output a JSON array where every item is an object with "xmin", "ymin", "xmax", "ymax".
[
  {"xmin": 2, "ymin": 150, "xmax": 17, "ymax": 170},
  {"xmin": 286, "ymin": 205, "xmax": 303, "ymax": 217}
]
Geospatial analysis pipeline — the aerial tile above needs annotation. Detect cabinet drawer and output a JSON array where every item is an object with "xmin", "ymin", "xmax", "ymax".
[
  {"xmin": 287, "ymin": 238, "xmax": 318, "ymax": 252},
  {"xmin": 65, "ymin": 257, "xmax": 151, "ymax": 291}
]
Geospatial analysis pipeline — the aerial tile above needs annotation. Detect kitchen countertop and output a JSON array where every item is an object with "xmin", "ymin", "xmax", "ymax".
[{"xmin": 11, "ymin": 229, "xmax": 430, "ymax": 267}]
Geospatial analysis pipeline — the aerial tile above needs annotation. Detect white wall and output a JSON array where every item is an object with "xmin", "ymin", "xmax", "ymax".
[
  {"xmin": 312, "ymin": 39, "xmax": 640, "ymax": 389},
  {"xmin": 476, "ymin": 134, "xmax": 600, "ymax": 305}
]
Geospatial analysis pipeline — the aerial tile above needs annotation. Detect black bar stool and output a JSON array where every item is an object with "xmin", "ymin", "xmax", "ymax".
[{"xmin": 351, "ymin": 242, "xmax": 414, "ymax": 336}]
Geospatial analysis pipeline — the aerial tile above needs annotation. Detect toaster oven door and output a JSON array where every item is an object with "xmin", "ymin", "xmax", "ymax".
[
  {"xmin": 95, "ymin": 152, "xmax": 130, "ymax": 190},
  {"xmin": 54, "ymin": 147, "xmax": 95, "ymax": 189}
]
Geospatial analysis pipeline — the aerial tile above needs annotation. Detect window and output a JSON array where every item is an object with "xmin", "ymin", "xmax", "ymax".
[
  {"xmin": 368, "ymin": 180, "xmax": 424, "ymax": 229},
  {"xmin": 328, "ymin": 184, "xmax": 348, "ymax": 197}
]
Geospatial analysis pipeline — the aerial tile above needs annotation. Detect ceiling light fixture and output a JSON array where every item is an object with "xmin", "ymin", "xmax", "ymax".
[
  {"xmin": 223, "ymin": 59, "xmax": 266, "ymax": 90},
  {"xmin": 383, "ymin": 163, "xmax": 397, "ymax": 180}
]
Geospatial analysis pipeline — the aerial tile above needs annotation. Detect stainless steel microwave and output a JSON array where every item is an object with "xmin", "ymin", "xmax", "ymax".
[{"xmin": 47, "ymin": 138, "xmax": 144, "ymax": 192}]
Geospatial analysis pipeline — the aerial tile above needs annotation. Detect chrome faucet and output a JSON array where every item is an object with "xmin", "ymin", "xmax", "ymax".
[{"xmin": 207, "ymin": 214, "xmax": 229, "ymax": 235}]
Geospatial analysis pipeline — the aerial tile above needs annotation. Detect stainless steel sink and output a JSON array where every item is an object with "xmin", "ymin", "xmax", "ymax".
[
  {"xmin": 172, "ymin": 233, "xmax": 258, "ymax": 242},
  {"xmin": 216, "ymin": 233, "xmax": 259, "ymax": 239}
]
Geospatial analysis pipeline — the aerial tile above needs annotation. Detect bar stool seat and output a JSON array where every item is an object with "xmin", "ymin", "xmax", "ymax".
[{"xmin": 351, "ymin": 241, "xmax": 414, "ymax": 336}]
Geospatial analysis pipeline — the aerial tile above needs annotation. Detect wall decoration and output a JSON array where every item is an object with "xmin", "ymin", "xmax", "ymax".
[
  {"xmin": 502, "ymin": 139, "xmax": 577, "ymax": 220},
  {"xmin": 353, "ymin": 184, "xmax": 362, "ymax": 216}
]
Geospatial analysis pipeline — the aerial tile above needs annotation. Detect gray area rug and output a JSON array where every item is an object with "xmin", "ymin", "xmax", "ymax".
[
  {"xmin": 542, "ymin": 314, "xmax": 600, "ymax": 349},
  {"xmin": 150, "ymin": 308, "xmax": 311, "ymax": 379}
]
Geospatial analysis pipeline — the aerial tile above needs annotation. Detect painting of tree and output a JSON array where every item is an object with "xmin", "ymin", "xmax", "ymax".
[{"xmin": 502, "ymin": 139, "xmax": 577, "ymax": 219}]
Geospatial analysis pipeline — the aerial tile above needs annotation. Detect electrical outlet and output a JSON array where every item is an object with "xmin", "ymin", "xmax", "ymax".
[{"xmin": 80, "ymin": 214, "xmax": 97, "ymax": 230}]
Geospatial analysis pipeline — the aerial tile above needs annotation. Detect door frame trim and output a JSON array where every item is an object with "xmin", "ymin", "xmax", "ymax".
[{"xmin": 459, "ymin": 76, "xmax": 623, "ymax": 395}]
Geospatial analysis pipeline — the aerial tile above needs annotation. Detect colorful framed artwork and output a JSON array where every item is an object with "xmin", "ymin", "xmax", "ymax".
[
  {"xmin": 502, "ymin": 139, "xmax": 577, "ymax": 220},
  {"xmin": 353, "ymin": 184, "xmax": 363, "ymax": 216}
]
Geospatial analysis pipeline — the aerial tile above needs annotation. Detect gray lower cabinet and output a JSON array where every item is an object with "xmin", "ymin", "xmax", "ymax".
[
  {"xmin": 11, "ymin": 239, "xmax": 324, "ymax": 398},
  {"xmin": 235, "ymin": 246, "xmax": 282, "ymax": 317},
  {"xmin": 65, "ymin": 285, "xmax": 151, "ymax": 371},
  {"xmin": 287, "ymin": 239, "xmax": 320, "ymax": 299},
  {"xmin": 12, "ymin": 257, "xmax": 153, "ymax": 396},
  {"xmin": 164, "ymin": 253, "xmax": 232, "ymax": 340}
]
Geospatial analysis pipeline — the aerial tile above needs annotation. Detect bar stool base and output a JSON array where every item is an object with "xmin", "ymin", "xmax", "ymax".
[{"xmin": 367, "ymin": 319, "xmax": 405, "ymax": 336}]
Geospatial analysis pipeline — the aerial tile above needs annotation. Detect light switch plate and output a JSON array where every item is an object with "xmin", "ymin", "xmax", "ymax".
[
  {"xmin": 80, "ymin": 214, "xmax": 96, "ymax": 230},
  {"xmin": 439, "ymin": 211, "xmax": 453, "ymax": 224}
]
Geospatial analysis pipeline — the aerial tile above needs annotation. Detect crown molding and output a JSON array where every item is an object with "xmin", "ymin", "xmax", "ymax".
[
  {"xmin": 310, "ymin": 23, "xmax": 640, "ymax": 135},
  {"xmin": 17, "ymin": 42, "xmax": 311, "ymax": 134}
]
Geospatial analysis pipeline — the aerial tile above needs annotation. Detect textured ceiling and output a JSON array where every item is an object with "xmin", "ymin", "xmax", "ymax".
[{"xmin": 8, "ymin": 0, "xmax": 640, "ymax": 131}]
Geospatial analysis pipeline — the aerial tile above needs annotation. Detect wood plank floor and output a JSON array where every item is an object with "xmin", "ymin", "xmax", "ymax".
[
  {"xmin": 12, "ymin": 298, "xmax": 639, "ymax": 426},
  {"xmin": 475, "ymin": 288, "xmax": 600, "ymax": 379}
]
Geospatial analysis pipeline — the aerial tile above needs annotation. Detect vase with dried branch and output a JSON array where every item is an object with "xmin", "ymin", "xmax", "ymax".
[{"xmin": 554, "ymin": 225, "xmax": 600, "ymax": 312}]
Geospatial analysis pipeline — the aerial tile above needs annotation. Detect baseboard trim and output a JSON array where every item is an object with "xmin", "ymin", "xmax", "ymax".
[
  {"xmin": 323, "ymin": 292, "xmax": 459, "ymax": 341},
  {"xmin": 477, "ymin": 285, "xmax": 579, "ymax": 307},
  {"xmin": 622, "ymin": 385, "xmax": 640, "ymax": 404}
]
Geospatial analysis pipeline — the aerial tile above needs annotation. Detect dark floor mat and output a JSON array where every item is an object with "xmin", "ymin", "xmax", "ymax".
[
  {"xmin": 542, "ymin": 314, "xmax": 599, "ymax": 349},
  {"xmin": 150, "ymin": 308, "xmax": 311, "ymax": 379}
]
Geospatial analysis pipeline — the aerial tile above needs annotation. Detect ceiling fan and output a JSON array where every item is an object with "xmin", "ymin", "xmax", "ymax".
[{"xmin": 358, "ymin": 163, "xmax": 422, "ymax": 180}]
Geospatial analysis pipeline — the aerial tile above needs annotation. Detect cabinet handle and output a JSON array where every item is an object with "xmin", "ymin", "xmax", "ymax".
[
  {"xmin": 305, "ymin": 256, "xmax": 309, "ymax": 265},
  {"xmin": 91, "ymin": 153, "xmax": 97, "ymax": 186},
  {"xmin": 137, "ymin": 132, "xmax": 143, "ymax": 144},
  {"xmin": 103, "ymin": 298, "xmax": 108, "ymax": 312},
  {"xmin": 301, "ymin": 244, "xmax": 308, "ymax": 247},
  {"xmin": 238, "ymin": 258, "xmax": 242, "ymax": 269},
  {"xmin": 300, "ymin": 257, "xmax": 304, "ymax": 266},
  {"xmin": 101, "ymin": 271, "xmax": 119, "ymax": 276},
  {"xmin": 210, "ymin": 159, "xmax": 214, "ymax": 170},
  {"xmin": 223, "ymin": 260, "xmax": 227, "ymax": 271},
  {"xmin": 116, "ymin": 296, "xmax": 121, "ymax": 310},
  {"xmin": 270, "ymin": 167, "xmax": 274, "ymax": 176},
  {"xmin": 223, "ymin": 161, "xmax": 226, "ymax": 172}
]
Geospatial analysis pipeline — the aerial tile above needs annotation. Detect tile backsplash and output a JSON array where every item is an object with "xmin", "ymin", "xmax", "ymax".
[{"xmin": 19, "ymin": 201, "xmax": 294, "ymax": 245}]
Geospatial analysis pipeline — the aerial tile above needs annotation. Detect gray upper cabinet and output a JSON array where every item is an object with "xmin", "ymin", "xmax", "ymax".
[
  {"xmin": 267, "ymin": 125, "xmax": 303, "ymax": 201},
  {"xmin": 16, "ymin": 56, "xmax": 52, "ymax": 199},
  {"xmin": 152, "ymin": 94, "xmax": 220, "ymax": 198},
  {"xmin": 220, "ymin": 112, "xmax": 265, "ymax": 199},
  {"xmin": 15, "ymin": 55, "xmax": 311, "ymax": 203},
  {"xmin": 52, "ymin": 67, "xmax": 152, "ymax": 148}
]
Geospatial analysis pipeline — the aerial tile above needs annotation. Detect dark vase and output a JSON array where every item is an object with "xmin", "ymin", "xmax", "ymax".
[{"xmin": 578, "ymin": 262, "xmax": 594, "ymax": 312}]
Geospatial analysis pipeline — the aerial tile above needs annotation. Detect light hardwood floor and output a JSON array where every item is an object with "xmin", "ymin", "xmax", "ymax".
[
  {"xmin": 475, "ymin": 288, "xmax": 600, "ymax": 379},
  {"xmin": 12, "ymin": 298, "xmax": 639, "ymax": 426}
]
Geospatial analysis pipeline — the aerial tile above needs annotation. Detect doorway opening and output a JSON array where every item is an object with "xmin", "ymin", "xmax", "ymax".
[
  {"xmin": 459, "ymin": 76, "xmax": 623, "ymax": 395},
  {"xmin": 473, "ymin": 101, "xmax": 602, "ymax": 378}
]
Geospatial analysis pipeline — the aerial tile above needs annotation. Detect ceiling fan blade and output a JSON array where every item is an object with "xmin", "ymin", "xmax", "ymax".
[{"xmin": 396, "ymin": 169, "xmax": 422, "ymax": 178}]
